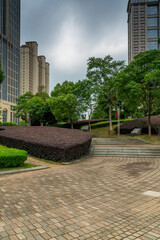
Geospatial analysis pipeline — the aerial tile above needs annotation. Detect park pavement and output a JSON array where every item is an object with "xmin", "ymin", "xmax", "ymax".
[{"xmin": 0, "ymin": 140, "xmax": 160, "ymax": 239}]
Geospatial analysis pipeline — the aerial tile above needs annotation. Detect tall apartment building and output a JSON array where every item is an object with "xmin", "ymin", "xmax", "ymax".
[
  {"xmin": 20, "ymin": 42, "xmax": 50, "ymax": 95},
  {"xmin": 0, "ymin": 0, "xmax": 20, "ymax": 123},
  {"xmin": 127, "ymin": 0, "xmax": 160, "ymax": 63},
  {"xmin": 20, "ymin": 42, "xmax": 39, "ymax": 95}
]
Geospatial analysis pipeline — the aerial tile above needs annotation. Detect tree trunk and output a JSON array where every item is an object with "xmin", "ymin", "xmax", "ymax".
[
  {"xmin": 148, "ymin": 93, "xmax": 152, "ymax": 137},
  {"xmin": 109, "ymin": 102, "xmax": 112, "ymax": 133},
  {"xmin": 71, "ymin": 120, "xmax": 73, "ymax": 129},
  {"xmin": 148, "ymin": 110, "xmax": 151, "ymax": 137},
  {"xmin": 40, "ymin": 122, "xmax": 43, "ymax": 126},
  {"xmin": 89, "ymin": 114, "xmax": 91, "ymax": 131}
]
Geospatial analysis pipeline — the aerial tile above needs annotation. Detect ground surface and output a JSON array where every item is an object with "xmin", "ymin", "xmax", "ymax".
[{"xmin": 0, "ymin": 139, "xmax": 160, "ymax": 240}]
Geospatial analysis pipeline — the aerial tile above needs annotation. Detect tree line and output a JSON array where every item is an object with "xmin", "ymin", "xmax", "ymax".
[{"xmin": 0, "ymin": 50, "xmax": 160, "ymax": 136}]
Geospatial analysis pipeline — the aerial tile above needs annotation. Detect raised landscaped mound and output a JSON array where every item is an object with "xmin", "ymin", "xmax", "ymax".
[
  {"xmin": 0, "ymin": 146, "xmax": 27, "ymax": 168},
  {"xmin": 0, "ymin": 127, "xmax": 93, "ymax": 162},
  {"xmin": 115, "ymin": 116, "xmax": 160, "ymax": 134}
]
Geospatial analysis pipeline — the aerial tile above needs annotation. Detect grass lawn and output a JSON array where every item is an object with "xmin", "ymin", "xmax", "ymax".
[
  {"xmin": 0, "ymin": 163, "xmax": 40, "ymax": 171},
  {"xmin": 90, "ymin": 125, "xmax": 160, "ymax": 144}
]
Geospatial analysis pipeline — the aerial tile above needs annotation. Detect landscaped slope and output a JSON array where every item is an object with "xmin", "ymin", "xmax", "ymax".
[
  {"xmin": 116, "ymin": 116, "xmax": 160, "ymax": 134},
  {"xmin": 0, "ymin": 126, "xmax": 93, "ymax": 162}
]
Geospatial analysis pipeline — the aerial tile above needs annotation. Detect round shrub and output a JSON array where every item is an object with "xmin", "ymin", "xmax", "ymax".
[{"xmin": 0, "ymin": 146, "xmax": 27, "ymax": 168}]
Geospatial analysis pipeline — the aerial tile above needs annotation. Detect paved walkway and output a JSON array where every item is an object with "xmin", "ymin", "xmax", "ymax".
[{"xmin": 0, "ymin": 153, "xmax": 160, "ymax": 240}]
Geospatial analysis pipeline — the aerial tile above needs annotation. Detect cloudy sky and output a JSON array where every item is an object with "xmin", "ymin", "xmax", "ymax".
[{"xmin": 21, "ymin": 0, "xmax": 129, "ymax": 93}]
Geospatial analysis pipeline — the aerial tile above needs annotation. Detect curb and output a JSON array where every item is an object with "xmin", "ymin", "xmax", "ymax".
[
  {"xmin": 0, "ymin": 166, "xmax": 49, "ymax": 175},
  {"xmin": 61, "ymin": 146, "xmax": 93, "ymax": 165}
]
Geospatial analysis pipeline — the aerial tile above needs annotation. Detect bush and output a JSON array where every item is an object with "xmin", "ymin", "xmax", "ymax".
[
  {"xmin": 0, "ymin": 122, "xmax": 17, "ymax": 126},
  {"xmin": 90, "ymin": 119, "xmax": 134, "ymax": 129},
  {"xmin": 19, "ymin": 121, "xmax": 27, "ymax": 126},
  {"xmin": 0, "ymin": 146, "xmax": 27, "ymax": 168},
  {"xmin": 0, "ymin": 126, "xmax": 93, "ymax": 162}
]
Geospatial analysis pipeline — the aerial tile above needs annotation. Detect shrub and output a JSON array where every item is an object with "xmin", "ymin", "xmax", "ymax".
[
  {"xmin": 0, "ymin": 126, "xmax": 93, "ymax": 162},
  {"xmin": 0, "ymin": 146, "xmax": 27, "ymax": 168},
  {"xmin": 0, "ymin": 122, "xmax": 17, "ymax": 126},
  {"xmin": 90, "ymin": 119, "xmax": 134, "ymax": 129}
]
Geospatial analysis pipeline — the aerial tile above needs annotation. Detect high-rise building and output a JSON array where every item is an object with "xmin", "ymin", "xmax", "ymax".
[
  {"xmin": 127, "ymin": 0, "xmax": 160, "ymax": 63},
  {"xmin": 0, "ymin": 0, "xmax": 20, "ymax": 123},
  {"xmin": 20, "ymin": 42, "xmax": 50, "ymax": 95},
  {"xmin": 45, "ymin": 62, "xmax": 50, "ymax": 94},
  {"xmin": 20, "ymin": 42, "xmax": 39, "ymax": 95}
]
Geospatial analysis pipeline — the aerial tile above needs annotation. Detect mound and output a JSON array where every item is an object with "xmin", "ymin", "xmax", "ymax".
[
  {"xmin": 0, "ymin": 126, "xmax": 93, "ymax": 162},
  {"xmin": 115, "ymin": 116, "xmax": 160, "ymax": 134}
]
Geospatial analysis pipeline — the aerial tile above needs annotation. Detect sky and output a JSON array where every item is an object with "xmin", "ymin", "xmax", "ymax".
[{"xmin": 21, "ymin": 0, "xmax": 129, "ymax": 94}]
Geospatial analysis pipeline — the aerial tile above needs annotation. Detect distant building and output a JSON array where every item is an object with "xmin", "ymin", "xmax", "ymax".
[
  {"xmin": 127, "ymin": 0, "xmax": 160, "ymax": 63},
  {"xmin": 20, "ymin": 42, "xmax": 50, "ymax": 95},
  {"xmin": 0, "ymin": 0, "xmax": 21, "ymax": 123}
]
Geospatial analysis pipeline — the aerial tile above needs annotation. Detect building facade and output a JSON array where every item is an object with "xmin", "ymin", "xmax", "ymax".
[
  {"xmin": 20, "ymin": 42, "xmax": 50, "ymax": 95},
  {"xmin": 127, "ymin": 0, "xmax": 160, "ymax": 63},
  {"xmin": 0, "ymin": 0, "xmax": 20, "ymax": 123}
]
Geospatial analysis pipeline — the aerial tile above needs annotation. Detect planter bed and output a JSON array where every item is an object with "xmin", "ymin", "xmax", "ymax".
[{"xmin": 0, "ymin": 126, "xmax": 93, "ymax": 162}]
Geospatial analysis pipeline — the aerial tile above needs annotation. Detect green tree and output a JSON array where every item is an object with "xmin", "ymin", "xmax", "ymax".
[
  {"xmin": 51, "ymin": 81, "xmax": 75, "ymax": 97},
  {"xmin": 87, "ymin": 55, "xmax": 125, "ymax": 132},
  {"xmin": 13, "ymin": 92, "xmax": 34, "ymax": 122},
  {"xmin": 48, "ymin": 94, "xmax": 80, "ymax": 129},
  {"xmin": 27, "ymin": 96, "xmax": 45, "ymax": 125},
  {"xmin": 115, "ymin": 50, "xmax": 160, "ymax": 136}
]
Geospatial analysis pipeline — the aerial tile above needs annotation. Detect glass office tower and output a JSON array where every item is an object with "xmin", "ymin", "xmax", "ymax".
[
  {"xmin": 127, "ymin": 0, "xmax": 160, "ymax": 63},
  {"xmin": 0, "ymin": 0, "xmax": 20, "ymax": 122}
]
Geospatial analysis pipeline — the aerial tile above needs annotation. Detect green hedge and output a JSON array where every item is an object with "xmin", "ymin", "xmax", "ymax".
[
  {"xmin": 0, "ymin": 122, "xmax": 17, "ymax": 126},
  {"xmin": 0, "ymin": 146, "xmax": 28, "ymax": 168},
  {"xmin": 90, "ymin": 119, "xmax": 134, "ymax": 129}
]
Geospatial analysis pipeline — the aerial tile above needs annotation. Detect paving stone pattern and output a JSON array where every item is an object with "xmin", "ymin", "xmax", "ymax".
[{"xmin": 0, "ymin": 156, "xmax": 160, "ymax": 239}]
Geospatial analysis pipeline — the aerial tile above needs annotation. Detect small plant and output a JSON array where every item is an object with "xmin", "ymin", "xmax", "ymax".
[
  {"xmin": 0, "ymin": 146, "xmax": 27, "ymax": 168},
  {"xmin": 0, "ymin": 122, "xmax": 17, "ymax": 126}
]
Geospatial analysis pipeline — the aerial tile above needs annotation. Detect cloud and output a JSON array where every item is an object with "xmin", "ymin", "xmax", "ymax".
[{"xmin": 21, "ymin": 0, "xmax": 129, "ymax": 92}]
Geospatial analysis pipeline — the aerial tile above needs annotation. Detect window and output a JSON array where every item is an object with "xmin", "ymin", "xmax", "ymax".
[
  {"xmin": 134, "ymin": 5, "xmax": 138, "ymax": 9},
  {"xmin": 147, "ymin": 17, "xmax": 158, "ymax": 27},
  {"xmin": 134, "ymin": 35, "xmax": 138, "ymax": 39},
  {"xmin": 141, "ymin": 41, "xmax": 145, "ymax": 45},
  {"xmin": 147, "ymin": 41, "xmax": 158, "ymax": 50},
  {"xmin": 147, "ymin": 6, "xmax": 158, "ymax": 15},
  {"xmin": 134, "ymin": 47, "xmax": 138, "ymax": 51},
  {"xmin": 134, "ymin": 29, "xmax": 138, "ymax": 33},
  {"xmin": 141, "ymin": 47, "xmax": 145, "ymax": 51},
  {"xmin": 141, "ymin": 35, "xmax": 145, "ymax": 38},
  {"xmin": 134, "ymin": 41, "xmax": 138, "ymax": 45},
  {"xmin": 134, "ymin": 17, "xmax": 138, "ymax": 22},
  {"xmin": 147, "ymin": 29, "xmax": 158, "ymax": 38},
  {"xmin": 140, "ymin": 29, "xmax": 145, "ymax": 33}
]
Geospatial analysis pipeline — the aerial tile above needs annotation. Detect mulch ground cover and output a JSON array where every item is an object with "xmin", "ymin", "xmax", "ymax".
[{"xmin": 0, "ymin": 126, "xmax": 93, "ymax": 162}]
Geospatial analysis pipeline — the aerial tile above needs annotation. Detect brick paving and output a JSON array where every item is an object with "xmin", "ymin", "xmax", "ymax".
[{"xmin": 0, "ymin": 155, "xmax": 160, "ymax": 239}]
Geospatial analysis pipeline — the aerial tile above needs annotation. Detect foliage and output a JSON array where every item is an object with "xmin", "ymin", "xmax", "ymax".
[
  {"xmin": 48, "ymin": 94, "xmax": 80, "ymax": 129},
  {"xmin": 13, "ymin": 92, "xmax": 34, "ymax": 120},
  {"xmin": 27, "ymin": 96, "xmax": 45, "ymax": 123},
  {"xmin": 115, "ymin": 50, "xmax": 160, "ymax": 136},
  {"xmin": 0, "ymin": 126, "xmax": 92, "ymax": 162},
  {"xmin": 87, "ymin": 55, "xmax": 125, "ymax": 131},
  {"xmin": 0, "ymin": 121, "xmax": 17, "ymax": 126},
  {"xmin": 40, "ymin": 102, "xmax": 56, "ymax": 126},
  {"xmin": 51, "ymin": 81, "xmax": 75, "ymax": 97},
  {"xmin": 0, "ymin": 146, "xmax": 27, "ymax": 168},
  {"xmin": 89, "ymin": 119, "xmax": 134, "ymax": 129}
]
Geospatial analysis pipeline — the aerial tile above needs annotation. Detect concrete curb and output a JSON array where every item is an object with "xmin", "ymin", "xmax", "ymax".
[
  {"xmin": 0, "ymin": 166, "xmax": 50, "ymax": 175},
  {"xmin": 61, "ymin": 146, "xmax": 93, "ymax": 165}
]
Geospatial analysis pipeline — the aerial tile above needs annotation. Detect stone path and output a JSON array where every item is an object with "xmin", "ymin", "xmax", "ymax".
[{"xmin": 0, "ymin": 153, "xmax": 160, "ymax": 239}]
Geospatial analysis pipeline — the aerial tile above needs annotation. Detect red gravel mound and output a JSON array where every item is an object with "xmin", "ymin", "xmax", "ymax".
[
  {"xmin": 0, "ymin": 127, "xmax": 93, "ymax": 162},
  {"xmin": 116, "ymin": 116, "xmax": 160, "ymax": 134}
]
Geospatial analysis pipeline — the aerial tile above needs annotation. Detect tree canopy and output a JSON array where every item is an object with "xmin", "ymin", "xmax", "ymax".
[
  {"xmin": 115, "ymin": 49, "xmax": 160, "ymax": 136},
  {"xmin": 87, "ymin": 55, "xmax": 125, "ymax": 131}
]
